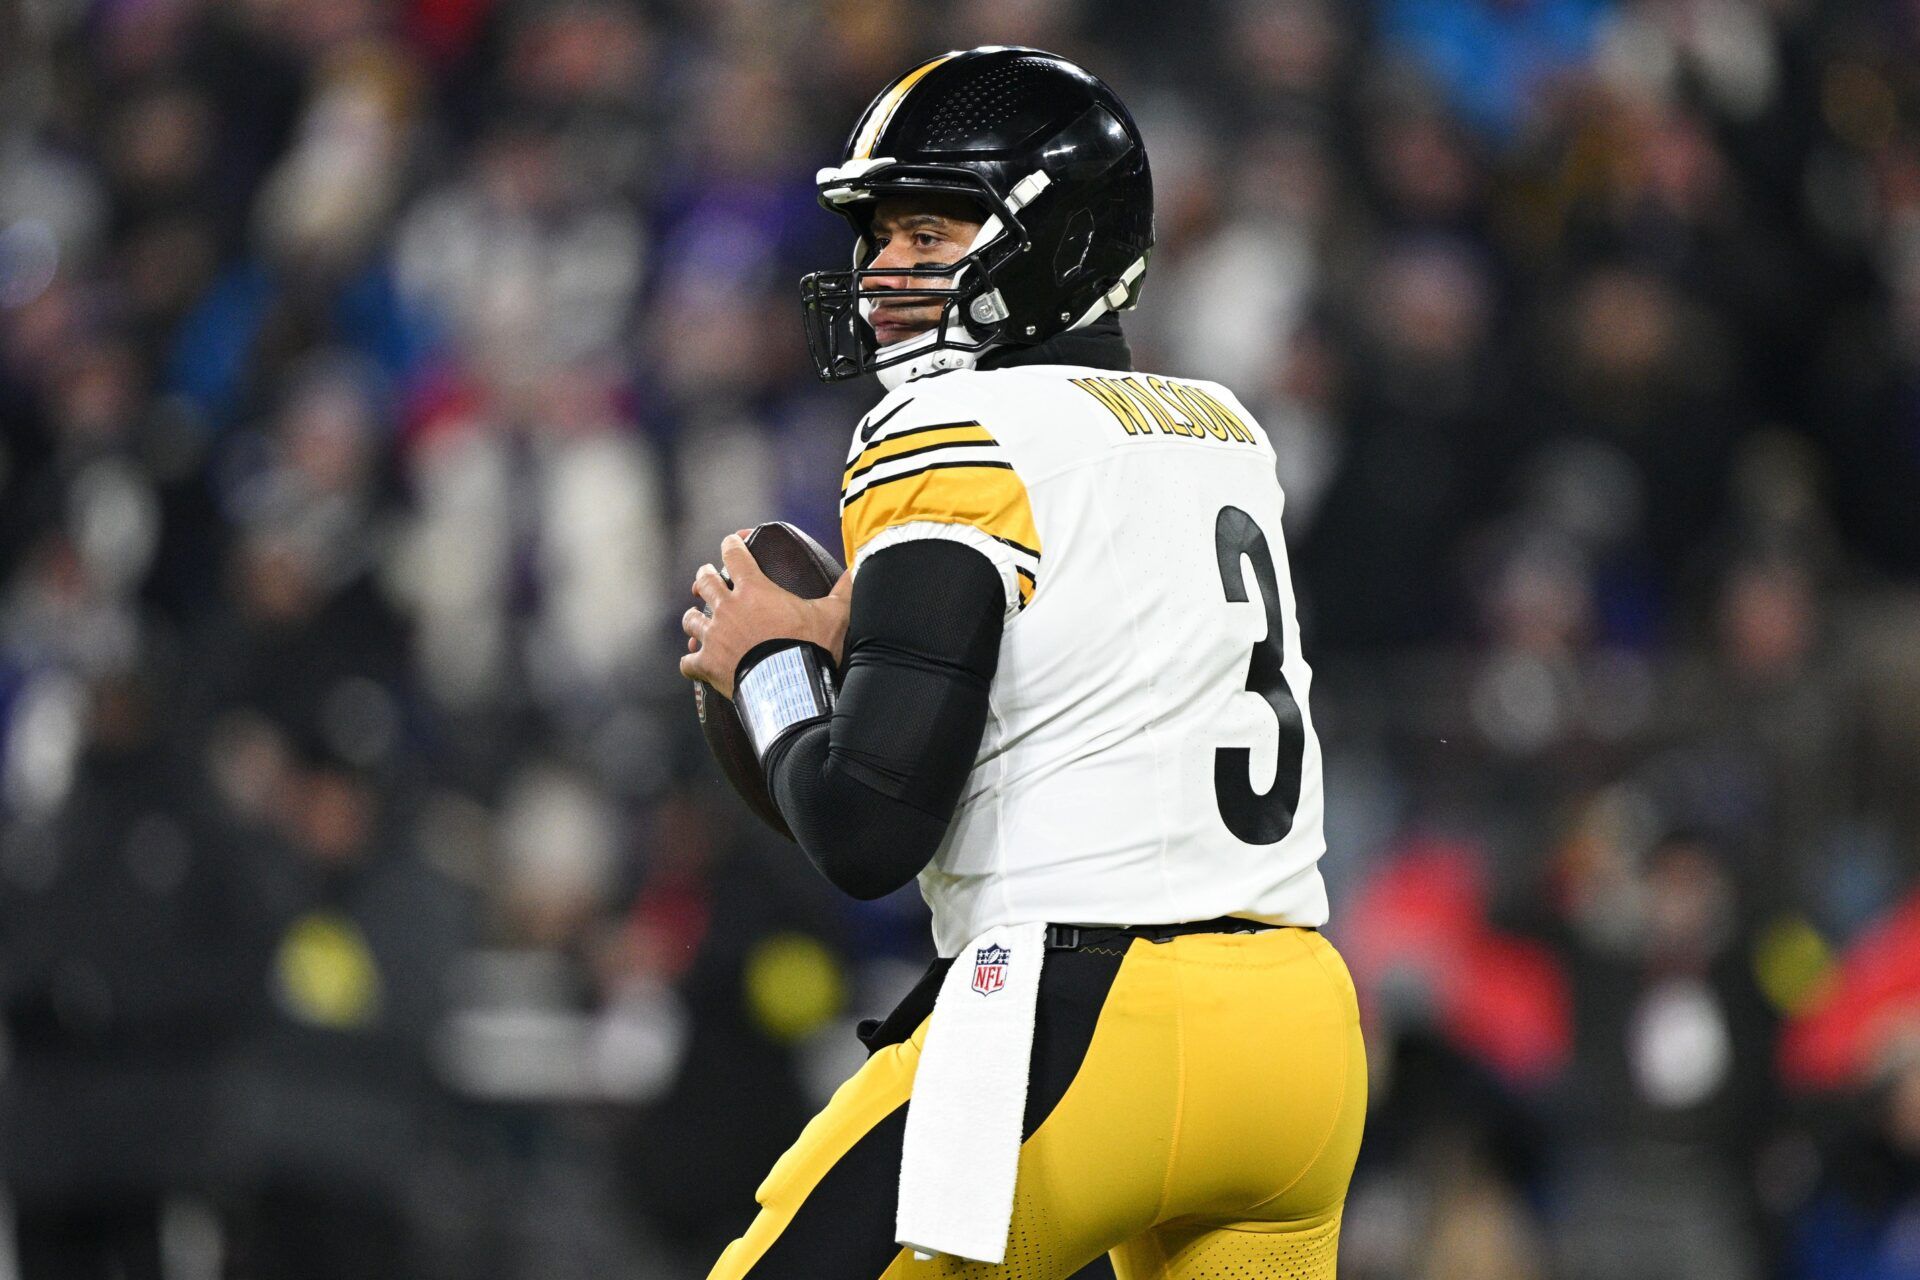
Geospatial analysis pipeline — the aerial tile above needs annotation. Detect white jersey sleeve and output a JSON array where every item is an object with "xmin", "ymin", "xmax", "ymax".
[{"xmin": 839, "ymin": 388, "xmax": 1042, "ymax": 624}]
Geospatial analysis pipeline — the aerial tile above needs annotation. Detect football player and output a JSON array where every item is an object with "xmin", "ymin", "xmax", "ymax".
[{"xmin": 680, "ymin": 47, "xmax": 1365, "ymax": 1279}]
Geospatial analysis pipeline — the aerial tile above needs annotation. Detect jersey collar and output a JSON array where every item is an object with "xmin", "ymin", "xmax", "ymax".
[{"xmin": 975, "ymin": 314, "xmax": 1134, "ymax": 374}]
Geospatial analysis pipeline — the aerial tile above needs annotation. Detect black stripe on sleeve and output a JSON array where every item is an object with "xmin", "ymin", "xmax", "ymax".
[
  {"xmin": 858, "ymin": 419, "xmax": 984, "ymax": 449},
  {"xmin": 995, "ymin": 533, "xmax": 1041, "ymax": 560},
  {"xmin": 842, "ymin": 436, "xmax": 999, "ymax": 487},
  {"xmin": 842, "ymin": 459, "xmax": 1015, "ymax": 507}
]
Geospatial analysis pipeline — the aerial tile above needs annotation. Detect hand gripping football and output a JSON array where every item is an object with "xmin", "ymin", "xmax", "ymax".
[{"xmin": 693, "ymin": 521, "xmax": 845, "ymax": 840}]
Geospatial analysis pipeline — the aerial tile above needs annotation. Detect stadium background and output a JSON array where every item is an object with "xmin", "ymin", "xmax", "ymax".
[{"xmin": 4, "ymin": 0, "xmax": 1920, "ymax": 1276}]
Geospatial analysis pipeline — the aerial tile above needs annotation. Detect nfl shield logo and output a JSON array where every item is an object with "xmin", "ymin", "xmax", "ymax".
[{"xmin": 971, "ymin": 944, "xmax": 1010, "ymax": 996}]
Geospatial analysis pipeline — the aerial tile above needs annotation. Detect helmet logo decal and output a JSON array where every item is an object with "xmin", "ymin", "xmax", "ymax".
[{"xmin": 852, "ymin": 54, "xmax": 955, "ymax": 160}]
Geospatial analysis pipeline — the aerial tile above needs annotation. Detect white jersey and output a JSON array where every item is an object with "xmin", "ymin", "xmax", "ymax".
[{"xmin": 839, "ymin": 363, "xmax": 1328, "ymax": 957}]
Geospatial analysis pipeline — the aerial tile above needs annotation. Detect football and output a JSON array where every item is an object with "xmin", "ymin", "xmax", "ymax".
[{"xmin": 694, "ymin": 521, "xmax": 845, "ymax": 840}]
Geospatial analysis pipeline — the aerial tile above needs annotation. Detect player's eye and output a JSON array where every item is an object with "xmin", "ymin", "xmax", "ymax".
[{"xmin": 912, "ymin": 231, "xmax": 942, "ymax": 250}]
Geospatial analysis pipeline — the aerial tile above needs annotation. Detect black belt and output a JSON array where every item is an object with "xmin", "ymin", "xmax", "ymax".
[
  {"xmin": 1044, "ymin": 915, "xmax": 1285, "ymax": 950},
  {"xmin": 858, "ymin": 916, "xmax": 1295, "ymax": 1055}
]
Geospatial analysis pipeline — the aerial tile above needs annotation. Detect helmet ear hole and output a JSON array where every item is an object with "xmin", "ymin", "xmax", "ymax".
[{"xmin": 1052, "ymin": 209, "xmax": 1094, "ymax": 284}]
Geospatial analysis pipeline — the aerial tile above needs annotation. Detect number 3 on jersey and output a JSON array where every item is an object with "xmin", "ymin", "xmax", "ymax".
[{"xmin": 1213, "ymin": 506, "xmax": 1306, "ymax": 845}]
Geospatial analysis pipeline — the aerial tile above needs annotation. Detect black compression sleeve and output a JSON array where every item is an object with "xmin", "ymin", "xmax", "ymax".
[{"xmin": 764, "ymin": 538, "xmax": 1006, "ymax": 899}]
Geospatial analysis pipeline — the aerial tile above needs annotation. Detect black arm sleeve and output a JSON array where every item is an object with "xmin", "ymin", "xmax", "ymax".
[{"xmin": 763, "ymin": 538, "xmax": 1006, "ymax": 899}]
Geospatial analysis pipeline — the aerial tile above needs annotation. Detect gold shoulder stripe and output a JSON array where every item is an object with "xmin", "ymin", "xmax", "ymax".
[
  {"xmin": 843, "ymin": 435, "xmax": 998, "ymax": 491},
  {"xmin": 852, "ymin": 55, "xmax": 955, "ymax": 161},
  {"xmin": 850, "ymin": 458, "xmax": 1014, "ymax": 499},
  {"xmin": 843, "ymin": 422, "xmax": 992, "ymax": 488},
  {"xmin": 841, "ymin": 460, "xmax": 1042, "ymax": 608}
]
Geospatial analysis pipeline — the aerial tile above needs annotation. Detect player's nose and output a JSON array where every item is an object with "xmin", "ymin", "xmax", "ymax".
[{"xmin": 862, "ymin": 244, "xmax": 914, "ymax": 293}]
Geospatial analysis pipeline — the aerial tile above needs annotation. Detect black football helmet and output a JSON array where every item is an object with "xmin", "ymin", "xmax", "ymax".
[{"xmin": 800, "ymin": 46, "xmax": 1154, "ymax": 385}]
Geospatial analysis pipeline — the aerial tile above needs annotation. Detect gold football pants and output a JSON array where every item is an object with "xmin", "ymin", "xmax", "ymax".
[{"xmin": 709, "ymin": 925, "xmax": 1367, "ymax": 1279}]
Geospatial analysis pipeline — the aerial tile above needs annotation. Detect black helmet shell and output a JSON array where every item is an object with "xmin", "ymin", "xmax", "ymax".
[{"xmin": 801, "ymin": 47, "xmax": 1154, "ymax": 382}]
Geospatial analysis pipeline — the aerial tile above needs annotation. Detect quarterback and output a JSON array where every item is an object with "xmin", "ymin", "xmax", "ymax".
[{"xmin": 681, "ymin": 47, "xmax": 1365, "ymax": 1280}]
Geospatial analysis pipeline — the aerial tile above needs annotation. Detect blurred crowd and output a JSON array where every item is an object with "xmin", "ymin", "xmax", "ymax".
[{"xmin": 2, "ymin": 0, "xmax": 1920, "ymax": 1276}]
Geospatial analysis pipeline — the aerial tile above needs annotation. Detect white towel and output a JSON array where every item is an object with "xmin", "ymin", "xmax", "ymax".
[{"xmin": 895, "ymin": 920, "xmax": 1049, "ymax": 1264}]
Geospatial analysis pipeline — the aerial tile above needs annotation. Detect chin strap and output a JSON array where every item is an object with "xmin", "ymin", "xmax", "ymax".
[
  {"xmin": 875, "ymin": 332, "xmax": 992, "ymax": 391},
  {"xmin": 1066, "ymin": 253, "xmax": 1149, "ymax": 332}
]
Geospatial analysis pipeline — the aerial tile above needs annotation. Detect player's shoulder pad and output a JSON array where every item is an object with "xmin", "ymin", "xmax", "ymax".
[{"xmin": 841, "ymin": 373, "xmax": 1039, "ymax": 619}]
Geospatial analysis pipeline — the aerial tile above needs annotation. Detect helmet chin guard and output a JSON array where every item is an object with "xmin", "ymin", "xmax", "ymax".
[
  {"xmin": 871, "ymin": 326, "xmax": 988, "ymax": 392},
  {"xmin": 799, "ymin": 47, "xmax": 1154, "ymax": 385}
]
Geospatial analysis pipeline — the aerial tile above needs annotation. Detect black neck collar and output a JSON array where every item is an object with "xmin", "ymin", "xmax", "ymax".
[{"xmin": 975, "ymin": 314, "xmax": 1133, "ymax": 373}]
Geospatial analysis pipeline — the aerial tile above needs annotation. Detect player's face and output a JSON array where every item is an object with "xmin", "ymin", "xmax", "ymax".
[{"xmin": 861, "ymin": 195, "xmax": 985, "ymax": 348}]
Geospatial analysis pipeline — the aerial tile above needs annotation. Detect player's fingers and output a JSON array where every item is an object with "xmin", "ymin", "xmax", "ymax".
[
  {"xmin": 681, "ymin": 607, "xmax": 709, "ymax": 642},
  {"xmin": 678, "ymin": 650, "xmax": 707, "ymax": 682},
  {"xmin": 719, "ymin": 534, "xmax": 763, "ymax": 586},
  {"xmin": 692, "ymin": 563, "xmax": 727, "ymax": 606},
  {"xmin": 828, "ymin": 569, "xmax": 853, "ymax": 603}
]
